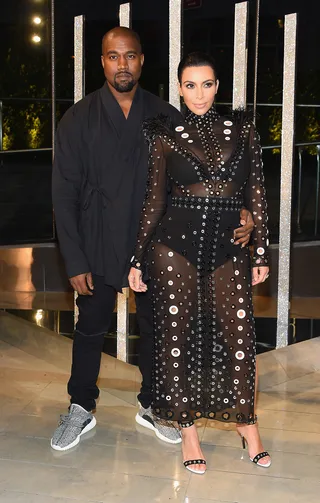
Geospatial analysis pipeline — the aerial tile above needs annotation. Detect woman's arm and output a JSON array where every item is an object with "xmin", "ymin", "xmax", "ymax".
[
  {"xmin": 130, "ymin": 135, "xmax": 168, "ymax": 274},
  {"xmin": 245, "ymin": 123, "xmax": 269, "ymax": 285}
]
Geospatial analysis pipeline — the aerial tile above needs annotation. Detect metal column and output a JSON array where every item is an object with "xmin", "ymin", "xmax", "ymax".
[
  {"xmin": 169, "ymin": 0, "xmax": 183, "ymax": 110},
  {"xmin": 73, "ymin": 14, "xmax": 85, "ymax": 327},
  {"xmin": 232, "ymin": 2, "xmax": 249, "ymax": 110},
  {"xmin": 116, "ymin": 3, "xmax": 132, "ymax": 362},
  {"xmin": 276, "ymin": 13, "xmax": 298, "ymax": 348}
]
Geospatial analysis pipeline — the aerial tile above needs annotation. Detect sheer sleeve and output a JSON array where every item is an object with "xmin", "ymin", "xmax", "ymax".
[
  {"xmin": 131, "ymin": 136, "xmax": 168, "ymax": 270},
  {"xmin": 245, "ymin": 123, "xmax": 269, "ymax": 267}
]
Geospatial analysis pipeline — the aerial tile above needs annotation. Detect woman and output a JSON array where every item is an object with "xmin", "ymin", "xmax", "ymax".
[{"xmin": 129, "ymin": 52, "xmax": 270, "ymax": 474}]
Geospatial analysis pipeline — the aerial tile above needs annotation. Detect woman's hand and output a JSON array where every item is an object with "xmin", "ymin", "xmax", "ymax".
[
  {"xmin": 128, "ymin": 267, "xmax": 148, "ymax": 292},
  {"xmin": 252, "ymin": 266, "xmax": 269, "ymax": 286}
]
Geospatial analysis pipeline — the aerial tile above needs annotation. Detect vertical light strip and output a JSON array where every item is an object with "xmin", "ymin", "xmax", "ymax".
[
  {"xmin": 232, "ymin": 2, "xmax": 248, "ymax": 110},
  {"xmin": 51, "ymin": 0, "xmax": 56, "ymax": 239},
  {"xmin": 117, "ymin": 3, "xmax": 132, "ymax": 362},
  {"xmin": 252, "ymin": 0, "xmax": 260, "ymax": 124},
  {"xmin": 73, "ymin": 15, "xmax": 85, "ymax": 326},
  {"xmin": 51, "ymin": 0, "xmax": 56, "ymax": 159},
  {"xmin": 119, "ymin": 2, "xmax": 131, "ymax": 27},
  {"xmin": 169, "ymin": 0, "xmax": 182, "ymax": 110},
  {"xmin": 74, "ymin": 15, "xmax": 85, "ymax": 104},
  {"xmin": 276, "ymin": 13, "xmax": 298, "ymax": 348}
]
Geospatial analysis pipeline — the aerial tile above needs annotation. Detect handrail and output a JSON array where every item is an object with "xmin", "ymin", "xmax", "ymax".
[
  {"xmin": 217, "ymin": 101, "xmax": 320, "ymax": 108},
  {"xmin": 0, "ymin": 97, "xmax": 73, "ymax": 103},
  {"xmin": 0, "ymin": 142, "xmax": 319, "ymax": 155},
  {"xmin": 0, "ymin": 148, "xmax": 52, "ymax": 154},
  {"xmin": 262, "ymin": 141, "xmax": 320, "ymax": 151},
  {"xmin": 1, "ymin": 97, "xmax": 319, "ymax": 107}
]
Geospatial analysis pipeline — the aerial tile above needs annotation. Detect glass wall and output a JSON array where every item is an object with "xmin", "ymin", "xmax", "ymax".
[{"xmin": 0, "ymin": 0, "xmax": 319, "ymax": 353}]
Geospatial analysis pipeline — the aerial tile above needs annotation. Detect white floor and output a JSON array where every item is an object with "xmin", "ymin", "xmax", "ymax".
[{"xmin": 0, "ymin": 311, "xmax": 320, "ymax": 503}]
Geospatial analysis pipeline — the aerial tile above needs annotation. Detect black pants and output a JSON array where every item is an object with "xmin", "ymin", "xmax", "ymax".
[{"xmin": 68, "ymin": 274, "xmax": 153, "ymax": 411}]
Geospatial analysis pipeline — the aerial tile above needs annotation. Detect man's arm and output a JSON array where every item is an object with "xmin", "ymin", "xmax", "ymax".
[
  {"xmin": 234, "ymin": 208, "xmax": 255, "ymax": 247},
  {"xmin": 52, "ymin": 107, "xmax": 92, "ymax": 294}
]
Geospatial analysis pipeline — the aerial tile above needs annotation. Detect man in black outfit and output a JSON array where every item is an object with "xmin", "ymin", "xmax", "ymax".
[{"xmin": 51, "ymin": 27, "xmax": 254, "ymax": 451}]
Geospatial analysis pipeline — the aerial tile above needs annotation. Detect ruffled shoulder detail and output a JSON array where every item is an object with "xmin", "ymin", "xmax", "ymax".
[
  {"xmin": 142, "ymin": 114, "xmax": 174, "ymax": 143},
  {"xmin": 229, "ymin": 107, "xmax": 255, "ymax": 125}
]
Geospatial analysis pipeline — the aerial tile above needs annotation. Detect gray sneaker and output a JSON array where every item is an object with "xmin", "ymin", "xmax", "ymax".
[
  {"xmin": 50, "ymin": 404, "xmax": 96, "ymax": 451},
  {"xmin": 135, "ymin": 404, "xmax": 181, "ymax": 444}
]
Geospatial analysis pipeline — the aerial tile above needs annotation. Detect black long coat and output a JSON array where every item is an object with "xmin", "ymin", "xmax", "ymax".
[{"xmin": 52, "ymin": 83, "xmax": 182, "ymax": 291}]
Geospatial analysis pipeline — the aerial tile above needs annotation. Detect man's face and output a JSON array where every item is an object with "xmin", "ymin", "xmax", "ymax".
[{"xmin": 101, "ymin": 34, "xmax": 144, "ymax": 93}]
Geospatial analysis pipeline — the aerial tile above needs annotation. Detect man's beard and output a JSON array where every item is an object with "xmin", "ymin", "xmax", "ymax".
[{"xmin": 113, "ymin": 72, "xmax": 136, "ymax": 93}]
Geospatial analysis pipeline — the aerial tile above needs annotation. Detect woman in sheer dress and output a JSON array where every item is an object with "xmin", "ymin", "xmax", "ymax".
[{"xmin": 129, "ymin": 52, "xmax": 271, "ymax": 474}]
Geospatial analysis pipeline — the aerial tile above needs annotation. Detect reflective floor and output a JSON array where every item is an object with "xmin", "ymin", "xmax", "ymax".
[{"xmin": 0, "ymin": 310, "xmax": 320, "ymax": 503}]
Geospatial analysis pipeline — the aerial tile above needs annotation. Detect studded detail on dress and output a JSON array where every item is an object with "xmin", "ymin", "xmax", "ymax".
[{"xmin": 131, "ymin": 107, "xmax": 269, "ymax": 424}]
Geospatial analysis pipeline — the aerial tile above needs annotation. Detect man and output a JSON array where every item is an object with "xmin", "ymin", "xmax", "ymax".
[{"xmin": 51, "ymin": 27, "xmax": 254, "ymax": 451}]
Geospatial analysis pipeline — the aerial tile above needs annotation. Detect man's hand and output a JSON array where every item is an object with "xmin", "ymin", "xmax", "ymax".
[
  {"xmin": 70, "ymin": 273, "xmax": 94, "ymax": 296},
  {"xmin": 234, "ymin": 208, "xmax": 255, "ymax": 247}
]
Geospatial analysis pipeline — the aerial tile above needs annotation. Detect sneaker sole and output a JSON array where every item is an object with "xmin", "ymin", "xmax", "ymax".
[
  {"xmin": 50, "ymin": 416, "xmax": 97, "ymax": 451},
  {"xmin": 135, "ymin": 412, "xmax": 182, "ymax": 444}
]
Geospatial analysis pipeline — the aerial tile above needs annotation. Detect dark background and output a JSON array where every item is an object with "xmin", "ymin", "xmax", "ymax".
[{"xmin": 0, "ymin": 0, "xmax": 319, "ymax": 245}]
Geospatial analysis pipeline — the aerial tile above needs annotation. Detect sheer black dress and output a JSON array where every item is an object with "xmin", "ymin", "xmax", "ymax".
[{"xmin": 131, "ymin": 107, "xmax": 269, "ymax": 424}]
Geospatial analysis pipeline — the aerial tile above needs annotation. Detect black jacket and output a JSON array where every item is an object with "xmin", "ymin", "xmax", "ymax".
[{"xmin": 52, "ymin": 83, "xmax": 183, "ymax": 291}]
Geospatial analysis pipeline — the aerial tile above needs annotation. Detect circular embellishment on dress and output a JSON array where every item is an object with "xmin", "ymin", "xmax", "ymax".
[
  {"xmin": 169, "ymin": 305, "xmax": 179, "ymax": 315},
  {"xmin": 168, "ymin": 251, "xmax": 174, "ymax": 257},
  {"xmin": 168, "ymin": 280, "xmax": 173, "ymax": 286},
  {"xmin": 172, "ymin": 321, "xmax": 177, "ymax": 327},
  {"xmin": 240, "ymin": 399, "xmax": 246, "ymax": 405},
  {"xmin": 238, "ymin": 326, "xmax": 243, "ymax": 331},
  {"xmin": 234, "ymin": 379, "xmax": 239, "ymax": 384},
  {"xmin": 266, "ymin": 239, "xmax": 269, "ymax": 246},
  {"xmin": 170, "ymin": 294, "xmax": 175, "ymax": 299},
  {"xmin": 237, "ymin": 284, "xmax": 242, "ymax": 290},
  {"xmin": 172, "ymin": 335, "xmax": 178, "ymax": 341},
  {"xmin": 209, "ymin": 411, "xmax": 215, "ymax": 419},
  {"xmin": 223, "ymin": 129, "xmax": 231, "ymax": 135},
  {"xmin": 223, "ymin": 398, "xmax": 229, "ymax": 404},
  {"xmin": 167, "ymin": 410, "xmax": 173, "ymax": 418},
  {"xmin": 166, "ymin": 395, "xmax": 171, "ymax": 401},
  {"xmin": 182, "ymin": 397, "xmax": 188, "ymax": 403},
  {"xmin": 175, "ymin": 126, "xmax": 184, "ymax": 132},
  {"xmin": 167, "ymin": 266, "xmax": 173, "ymax": 271},
  {"xmin": 174, "ymin": 376, "xmax": 179, "ymax": 381},
  {"xmin": 257, "ymin": 247, "xmax": 265, "ymax": 255},
  {"xmin": 238, "ymin": 339, "xmax": 243, "ymax": 344},
  {"xmin": 225, "ymin": 137, "xmax": 231, "ymax": 141},
  {"xmin": 171, "ymin": 348, "xmax": 181, "ymax": 357},
  {"xmin": 195, "ymin": 411, "xmax": 202, "ymax": 418},
  {"xmin": 239, "ymin": 298, "xmax": 244, "ymax": 303},
  {"xmin": 224, "ymin": 120, "xmax": 233, "ymax": 126},
  {"xmin": 188, "ymin": 139, "xmax": 194, "ymax": 143},
  {"xmin": 235, "ymin": 365, "xmax": 240, "ymax": 371},
  {"xmin": 235, "ymin": 351, "xmax": 245, "ymax": 360},
  {"xmin": 237, "ymin": 309, "xmax": 246, "ymax": 319},
  {"xmin": 181, "ymin": 133, "xmax": 189, "ymax": 139},
  {"xmin": 173, "ymin": 362, "xmax": 179, "ymax": 368},
  {"xmin": 222, "ymin": 412, "xmax": 230, "ymax": 420}
]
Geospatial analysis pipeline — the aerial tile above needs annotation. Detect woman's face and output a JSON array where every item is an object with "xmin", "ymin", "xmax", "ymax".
[{"xmin": 179, "ymin": 65, "xmax": 219, "ymax": 115}]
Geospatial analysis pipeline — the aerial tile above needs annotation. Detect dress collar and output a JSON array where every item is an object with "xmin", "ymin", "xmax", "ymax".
[{"xmin": 185, "ymin": 105, "xmax": 220, "ymax": 125}]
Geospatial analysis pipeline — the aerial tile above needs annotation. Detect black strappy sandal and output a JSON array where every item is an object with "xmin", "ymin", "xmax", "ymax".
[
  {"xmin": 241, "ymin": 436, "xmax": 272, "ymax": 468},
  {"xmin": 179, "ymin": 420, "xmax": 207, "ymax": 475}
]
